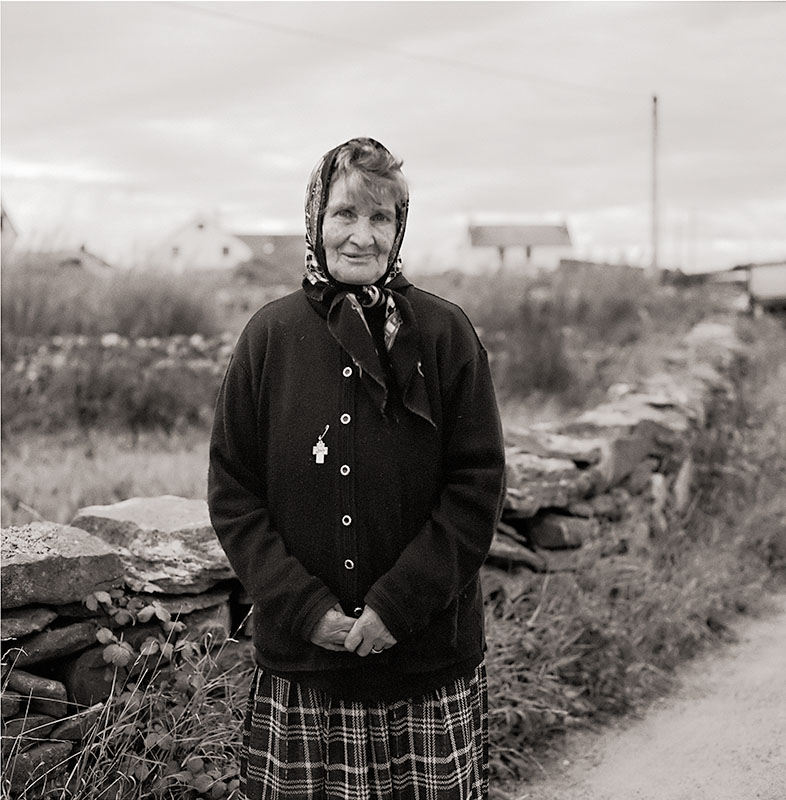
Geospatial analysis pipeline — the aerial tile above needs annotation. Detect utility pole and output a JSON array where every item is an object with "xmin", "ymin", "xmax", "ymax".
[{"xmin": 651, "ymin": 94, "xmax": 659, "ymax": 273}]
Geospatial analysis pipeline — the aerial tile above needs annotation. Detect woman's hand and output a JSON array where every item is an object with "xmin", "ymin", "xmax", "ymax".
[
  {"xmin": 344, "ymin": 606, "xmax": 397, "ymax": 657},
  {"xmin": 309, "ymin": 604, "xmax": 356, "ymax": 651}
]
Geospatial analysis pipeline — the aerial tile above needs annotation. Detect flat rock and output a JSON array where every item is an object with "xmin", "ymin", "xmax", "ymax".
[
  {"xmin": 565, "ymin": 394, "xmax": 691, "ymax": 435},
  {"xmin": 135, "ymin": 587, "xmax": 232, "ymax": 617},
  {"xmin": 4, "ymin": 740, "xmax": 73, "ymax": 794},
  {"xmin": 61, "ymin": 646, "xmax": 117, "ymax": 708},
  {"xmin": 3, "ymin": 713, "xmax": 59, "ymax": 740},
  {"xmin": 1, "ymin": 691, "xmax": 23, "ymax": 718},
  {"xmin": 1, "ymin": 607, "xmax": 58, "ymax": 640},
  {"xmin": 486, "ymin": 531, "xmax": 547, "ymax": 572},
  {"xmin": 71, "ymin": 495, "xmax": 235, "ymax": 594},
  {"xmin": 4, "ymin": 670, "xmax": 69, "ymax": 718},
  {"xmin": 1, "ymin": 522, "xmax": 124, "ymax": 609},
  {"xmin": 180, "ymin": 602, "xmax": 233, "ymax": 646},
  {"xmin": 508, "ymin": 425, "xmax": 609, "ymax": 466},
  {"xmin": 527, "ymin": 514, "xmax": 592, "ymax": 550},
  {"xmin": 504, "ymin": 450, "xmax": 600, "ymax": 518},
  {"xmin": 50, "ymin": 703, "xmax": 104, "ymax": 741},
  {"xmin": 7, "ymin": 621, "xmax": 98, "ymax": 668}
]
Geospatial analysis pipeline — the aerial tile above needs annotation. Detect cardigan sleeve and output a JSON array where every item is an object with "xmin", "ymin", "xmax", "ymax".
[
  {"xmin": 363, "ymin": 346, "xmax": 506, "ymax": 642},
  {"xmin": 208, "ymin": 352, "xmax": 339, "ymax": 642}
]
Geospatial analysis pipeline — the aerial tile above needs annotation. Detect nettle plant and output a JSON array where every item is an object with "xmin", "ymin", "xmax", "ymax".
[{"xmin": 83, "ymin": 588, "xmax": 201, "ymax": 677}]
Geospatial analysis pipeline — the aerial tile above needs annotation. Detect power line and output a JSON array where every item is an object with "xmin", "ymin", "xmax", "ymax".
[{"xmin": 161, "ymin": 1, "xmax": 637, "ymax": 100}]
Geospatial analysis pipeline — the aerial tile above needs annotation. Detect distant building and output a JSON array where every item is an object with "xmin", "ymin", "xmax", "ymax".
[
  {"xmin": 468, "ymin": 222, "xmax": 573, "ymax": 270},
  {"xmin": 149, "ymin": 216, "xmax": 303, "ymax": 282},
  {"xmin": 12, "ymin": 246, "xmax": 114, "ymax": 278},
  {"xmin": 149, "ymin": 215, "xmax": 253, "ymax": 273},
  {"xmin": 1, "ymin": 204, "xmax": 19, "ymax": 262}
]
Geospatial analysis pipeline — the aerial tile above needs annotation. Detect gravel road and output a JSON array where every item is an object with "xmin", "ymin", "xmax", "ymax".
[{"xmin": 514, "ymin": 593, "xmax": 786, "ymax": 800}]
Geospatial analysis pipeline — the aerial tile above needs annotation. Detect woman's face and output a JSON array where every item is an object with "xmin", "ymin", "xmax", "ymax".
[{"xmin": 322, "ymin": 174, "xmax": 397, "ymax": 285}]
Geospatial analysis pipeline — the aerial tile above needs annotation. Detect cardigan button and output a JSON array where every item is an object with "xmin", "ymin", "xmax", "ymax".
[
  {"xmin": 342, "ymin": 515, "xmax": 352, "ymax": 526},
  {"xmin": 353, "ymin": 606, "xmax": 363, "ymax": 617},
  {"xmin": 340, "ymin": 464, "xmax": 351, "ymax": 476},
  {"xmin": 340, "ymin": 413, "xmax": 351, "ymax": 424},
  {"xmin": 344, "ymin": 559, "xmax": 355, "ymax": 570},
  {"xmin": 342, "ymin": 367, "xmax": 353, "ymax": 378}
]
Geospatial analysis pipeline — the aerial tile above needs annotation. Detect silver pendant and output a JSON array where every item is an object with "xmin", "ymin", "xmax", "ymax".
[{"xmin": 312, "ymin": 424, "xmax": 329, "ymax": 464}]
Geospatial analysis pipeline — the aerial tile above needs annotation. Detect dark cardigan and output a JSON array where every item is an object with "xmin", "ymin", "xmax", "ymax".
[{"xmin": 208, "ymin": 284, "xmax": 506, "ymax": 700}]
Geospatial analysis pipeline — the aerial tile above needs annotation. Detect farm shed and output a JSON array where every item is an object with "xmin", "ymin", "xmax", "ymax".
[
  {"xmin": 469, "ymin": 222, "xmax": 573, "ymax": 270},
  {"xmin": 733, "ymin": 260, "xmax": 786, "ymax": 314}
]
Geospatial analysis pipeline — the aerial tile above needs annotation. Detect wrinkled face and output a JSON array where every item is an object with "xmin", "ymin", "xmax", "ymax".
[{"xmin": 322, "ymin": 174, "xmax": 397, "ymax": 285}]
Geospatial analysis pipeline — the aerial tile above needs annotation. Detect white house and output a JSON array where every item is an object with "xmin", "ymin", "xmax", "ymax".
[{"xmin": 149, "ymin": 215, "xmax": 254, "ymax": 273}]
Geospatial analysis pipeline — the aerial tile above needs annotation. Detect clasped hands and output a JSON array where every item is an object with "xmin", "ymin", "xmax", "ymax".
[{"xmin": 310, "ymin": 604, "xmax": 397, "ymax": 657}]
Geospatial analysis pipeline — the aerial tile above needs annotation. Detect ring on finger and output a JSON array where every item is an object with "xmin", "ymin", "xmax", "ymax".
[{"xmin": 371, "ymin": 646, "xmax": 383, "ymax": 654}]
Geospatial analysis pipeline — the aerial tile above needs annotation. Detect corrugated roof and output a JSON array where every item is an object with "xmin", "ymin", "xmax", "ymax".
[{"xmin": 469, "ymin": 224, "xmax": 572, "ymax": 248}]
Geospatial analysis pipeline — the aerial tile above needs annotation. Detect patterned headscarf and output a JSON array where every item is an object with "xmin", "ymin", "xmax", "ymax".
[{"xmin": 301, "ymin": 138, "xmax": 433, "ymax": 427}]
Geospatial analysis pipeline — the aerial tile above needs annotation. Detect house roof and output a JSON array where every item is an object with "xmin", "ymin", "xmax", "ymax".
[
  {"xmin": 14, "ymin": 248, "xmax": 114, "ymax": 277},
  {"xmin": 469, "ymin": 223, "xmax": 572, "ymax": 248}
]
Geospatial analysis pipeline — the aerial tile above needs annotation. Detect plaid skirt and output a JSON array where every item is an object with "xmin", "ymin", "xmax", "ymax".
[{"xmin": 240, "ymin": 663, "xmax": 488, "ymax": 800}]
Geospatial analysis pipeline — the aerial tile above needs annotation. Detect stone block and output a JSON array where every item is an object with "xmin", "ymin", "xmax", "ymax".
[
  {"xmin": 180, "ymin": 602, "xmax": 233, "ymax": 646},
  {"xmin": 540, "ymin": 548, "xmax": 582, "ymax": 573},
  {"xmin": 1, "ymin": 607, "xmax": 58, "ymax": 640},
  {"xmin": 3, "ymin": 713, "xmax": 59, "ymax": 741},
  {"xmin": 1, "ymin": 691, "xmax": 23, "ymax": 718},
  {"xmin": 567, "ymin": 501, "xmax": 595, "ymax": 518},
  {"xmin": 504, "ymin": 451, "xmax": 599, "ymax": 518},
  {"xmin": 61, "ymin": 646, "xmax": 117, "ymax": 708},
  {"xmin": 505, "ymin": 426, "xmax": 608, "ymax": 466},
  {"xmin": 135, "ymin": 588, "xmax": 232, "ymax": 617},
  {"xmin": 486, "ymin": 531, "xmax": 547, "ymax": 572},
  {"xmin": 3, "ymin": 740, "xmax": 73, "ymax": 795},
  {"xmin": 71, "ymin": 495, "xmax": 235, "ymax": 594},
  {"xmin": 4, "ymin": 670, "xmax": 69, "ymax": 719},
  {"xmin": 1, "ymin": 522, "xmax": 124, "ymax": 609},
  {"xmin": 50, "ymin": 703, "xmax": 104, "ymax": 741},
  {"xmin": 590, "ymin": 494, "xmax": 621, "ymax": 520},
  {"xmin": 7, "ymin": 621, "xmax": 97, "ymax": 668},
  {"xmin": 626, "ymin": 458, "xmax": 660, "ymax": 495},
  {"xmin": 527, "ymin": 514, "xmax": 591, "ymax": 550}
]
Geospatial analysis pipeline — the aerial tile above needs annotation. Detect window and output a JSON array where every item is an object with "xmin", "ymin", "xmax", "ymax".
[
  {"xmin": 222, "ymin": 246, "xmax": 230, "ymax": 256},
  {"xmin": 172, "ymin": 246, "xmax": 179, "ymax": 257},
  {"xmin": 197, "ymin": 223, "xmax": 205, "ymax": 230}
]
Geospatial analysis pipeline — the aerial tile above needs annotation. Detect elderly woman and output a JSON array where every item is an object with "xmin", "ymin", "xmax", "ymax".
[{"xmin": 208, "ymin": 137, "xmax": 506, "ymax": 799}]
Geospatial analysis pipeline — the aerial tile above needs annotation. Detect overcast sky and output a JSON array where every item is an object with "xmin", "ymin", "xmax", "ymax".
[{"xmin": 2, "ymin": 0, "xmax": 785, "ymax": 271}]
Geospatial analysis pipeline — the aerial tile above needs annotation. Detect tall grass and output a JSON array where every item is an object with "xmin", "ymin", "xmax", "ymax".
[
  {"xmin": 1, "ymin": 270, "xmax": 221, "ymax": 345},
  {"xmin": 3, "ymin": 633, "xmax": 254, "ymax": 799}
]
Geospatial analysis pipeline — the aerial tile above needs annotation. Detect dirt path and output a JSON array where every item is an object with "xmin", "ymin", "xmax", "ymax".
[{"xmin": 514, "ymin": 593, "xmax": 786, "ymax": 800}]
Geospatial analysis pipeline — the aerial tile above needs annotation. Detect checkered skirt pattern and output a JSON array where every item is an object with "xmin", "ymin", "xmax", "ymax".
[{"xmin": 240, "ymin": 664, "xmax": 488, "ymax": 799}]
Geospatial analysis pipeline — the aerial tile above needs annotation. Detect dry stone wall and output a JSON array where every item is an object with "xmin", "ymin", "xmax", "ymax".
[{"xmin": 0, "ymin": 320, "xmax": 746, "ymax": 797}]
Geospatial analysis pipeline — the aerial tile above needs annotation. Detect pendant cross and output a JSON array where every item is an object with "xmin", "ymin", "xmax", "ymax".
[{"xmin": 313, "ymin": 440, "xmax": 328, "ymax": 464}]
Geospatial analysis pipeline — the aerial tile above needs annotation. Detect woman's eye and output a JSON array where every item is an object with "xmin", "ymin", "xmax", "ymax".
[
  {"xmin": 336, "ymin": 208, "xmax": 353, "ymax": 218},
  {"xmin": 372, "ymin": 213, "xmax": 391, "ymax": 223}
]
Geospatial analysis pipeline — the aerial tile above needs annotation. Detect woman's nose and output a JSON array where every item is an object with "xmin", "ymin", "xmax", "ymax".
[{"xmin": 348, "ymin": 218, "xmax": 375, "ymax": 247}]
